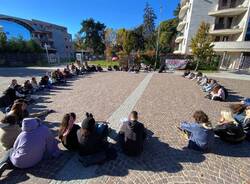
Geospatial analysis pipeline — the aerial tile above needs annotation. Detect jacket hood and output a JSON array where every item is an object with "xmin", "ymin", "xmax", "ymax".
[{"xmin": 22, "ymin": 118, "xmax": 41, "ymax": 132}]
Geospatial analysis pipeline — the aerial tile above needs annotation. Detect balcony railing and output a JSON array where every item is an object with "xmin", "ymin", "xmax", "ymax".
[
  {"xmin": 214, "ymin": 24, "xmax": 240, "ymax": 30},
  {"xmin": 218, "ymin": 2, "xmax": 243, "ymax": 10}
]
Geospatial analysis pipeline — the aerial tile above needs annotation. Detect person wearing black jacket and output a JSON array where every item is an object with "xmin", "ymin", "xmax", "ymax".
[
  {"xmin": 77, "ymin": 113, "xmax": 108, "ymax": 156},
  {"xmin": 119, "ymin": 111, "xmax": 146, "ymax": 156},
  {"xmin": 58, "ymin": 113, "xmax": 80, "ymax": 151}
]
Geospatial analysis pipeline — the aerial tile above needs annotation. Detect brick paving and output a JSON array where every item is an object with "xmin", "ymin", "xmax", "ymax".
[{"xmin": 0, "ymin": 71, "xmax": 250, "ymax": 184}]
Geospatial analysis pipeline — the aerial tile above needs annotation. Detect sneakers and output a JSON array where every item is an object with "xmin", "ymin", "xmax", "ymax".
[{"xmin": 0, "ymin": 162, "xmax": 10, "ymax": 177}]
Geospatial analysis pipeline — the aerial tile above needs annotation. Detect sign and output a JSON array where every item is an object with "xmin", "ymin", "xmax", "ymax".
[{"xmin": 165, "ymin": 59, "xmax": 187, "ymax": 70}]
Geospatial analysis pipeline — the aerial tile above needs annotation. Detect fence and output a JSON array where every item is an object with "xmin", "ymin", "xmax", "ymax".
[{"xmin": 0, "ymin": 53, "xmax": 46, "ymax": 66}]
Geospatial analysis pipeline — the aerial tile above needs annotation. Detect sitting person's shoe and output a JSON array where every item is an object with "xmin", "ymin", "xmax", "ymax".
[{"xmin": 0, "ymin": 162, "xmax": 10, "ymax": 177}]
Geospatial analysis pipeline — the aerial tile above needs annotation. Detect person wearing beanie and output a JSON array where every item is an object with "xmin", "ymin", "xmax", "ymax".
[
  {"xmin": 0, "ymin": 118, "xmax": 61, "ymax": 177},
  {"xmin": 77, "ymin": 113, "xmax": 108, "ymax": 156}
]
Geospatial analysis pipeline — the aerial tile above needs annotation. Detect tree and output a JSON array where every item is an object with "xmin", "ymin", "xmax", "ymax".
[
  {"xmin": 159, "ymin": 18, "xmax": 178, "ymax": 53},
  {"xmin": 0, "ymin": 32, "xmax": 7, "ymax": 52},
  {"xmin": 123, "ymin": 30, "xmax": 136, "ymax": 55},
  {"xmin": 132, "ymin": 25, "xmax": 145, "ymax": 51},
  {"xmin": 73, "ymin": 33, "xmax": 85, "ymax": 50},
  {"xmin": 116, "ymin": 28, "xmax": 127, "ymax": 49},
  {"xmin": 143, "ymin": 2, "xmax": 157, "ymax": 49},
  {"xmin": 79, "ymin": 18, "xmax": 106, "ymax": 54},
  {"xmin": 190, "ymin": 22, "xmax": 214, "ymax": 71}
]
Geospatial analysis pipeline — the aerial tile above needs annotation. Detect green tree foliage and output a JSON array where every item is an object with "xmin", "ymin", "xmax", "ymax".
[
  {"xmin": 0, "ymin": 32, "xmax": 7, "ymax": 52},
  {"xmin": 143, "ymin": 2, "xmax": 157, "ymax": 49},
  {"xmin": 190, "ymin": 22, "xmax": 214, "ymax": 71},
  {"xmin": 159, "ymin": 18, "xmax": 178, "ymax": 53},
  {"xmin": 73, "ymin": 33, "xmax": 85, "ymax": 50},
  {"xmin": 123, "ymin": 30, "xmax": 135, "ymax": 54},
  {"xmin": 79, "ymin": 18, "xmax": 106, "ymax": 55},
  {"xmin": 0, "ymin": 34, "xmax": 42, "ymax": 53}
]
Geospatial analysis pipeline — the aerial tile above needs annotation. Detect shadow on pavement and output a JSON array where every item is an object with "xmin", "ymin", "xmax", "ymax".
[{"xmin": 0, "ymin": 129, "xmax": 206, "ymax": 183}]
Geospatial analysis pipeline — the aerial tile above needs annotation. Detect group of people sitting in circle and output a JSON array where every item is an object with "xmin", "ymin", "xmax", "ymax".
[
  {"xmin": 0, "ymin": 108, "xmax": 146, "ymax": 176},
  {"xmin": 179, "ymin": 99, "xmax": 250, "ymax": 152},
  {"xmin": 0, "ymin": 61, "xmax": 111, "ymax": 111},
  {"xmin": 183, "ymin": 70, "xmax": 228, "ymax": 102}
]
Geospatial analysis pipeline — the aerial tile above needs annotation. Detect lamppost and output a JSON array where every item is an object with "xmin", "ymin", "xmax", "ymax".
[
  {"xmin": 44, "ymin": 43, "xmax": 50, "ymax": 64},
  {"xmin": 154, "ymin": 3, "xmax": 163, "ymax": 70}
]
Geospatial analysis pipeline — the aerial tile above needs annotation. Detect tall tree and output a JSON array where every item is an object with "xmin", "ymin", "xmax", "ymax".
[
  {"xmin": 190, "ymin": 22, "xmax": 214, "ymax": 71},
  {"xmin": 132, "ymin": 25, "xmax": 145, "ymax": 51},
  {"xmin": 0, "ymin": 32, "xmax": 7, "ymax": 52},
  {"xmin": 73, "ymin": 33, "xmax": 85, "ymax": 50},
  {"xmin": 79, "ymin": 18, "xmax": 106, "ymax": 54},
  {"xmin": 116, "ymin": 28, "xmax": 127, "ymax": 49},
  {"xmin": 143, "ymin": 2, "xmax": 157, "ymax": 49}
]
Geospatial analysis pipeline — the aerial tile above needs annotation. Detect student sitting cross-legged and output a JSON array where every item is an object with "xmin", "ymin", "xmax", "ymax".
[
  {"xmin": 179, "ymin": 111, "xmax": 214, "ymax": 152},
  {"xmin": 214, "ymin": 111, "xmax": 246, "ymax": 144},
  {"xmin": 0, "ymin": 118, "xmax": 61, "ymax": 177},
  {"xmin": 77, "ymin": 113, "xmax": 109, "ymax": 156},
  {"xmin": 118, "ymin": 111, "xmax": 146, "ymax": 156},
  {"xmin": 58, "ymin": 113, "xmax": 80, "ymax": 151}
]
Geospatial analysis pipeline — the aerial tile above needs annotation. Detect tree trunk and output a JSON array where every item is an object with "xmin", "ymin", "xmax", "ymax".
[{"xmin": 195, "ymin": 59, "xmax": 199, "ymax": 71}]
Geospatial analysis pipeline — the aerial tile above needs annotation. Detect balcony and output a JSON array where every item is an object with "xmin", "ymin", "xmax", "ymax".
[
  {"xmin": 209, "ymin": 5, "xmax": 248, "ymax": 17},
  {"xmin": 177, "ymin": 20, "xmax": 187, "ymax": 31},
  {"xmin": 175, "ymin": 33, "xmax": 184, "ymax": 43},
  {"xmin": 179, "ymin": 2, "xmax": 190, "ymax": 19},
  {"xmin": 210, "ymin": 24, "xmax": 243, "ymax": 35},
  {"xmin": 212, "ymin": 41, "xmax": 250, "ymax": 52}
]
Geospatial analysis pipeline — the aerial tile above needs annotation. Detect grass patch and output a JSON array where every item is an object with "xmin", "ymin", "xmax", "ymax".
[{"xmin": 89, "ymin": 60, "xmax": 119, "ymax": 68}]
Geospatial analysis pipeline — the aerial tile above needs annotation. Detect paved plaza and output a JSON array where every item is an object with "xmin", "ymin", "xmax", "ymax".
[{"xmin": 0, "ymin": 69, "xmax": 250, "ymax": 184}]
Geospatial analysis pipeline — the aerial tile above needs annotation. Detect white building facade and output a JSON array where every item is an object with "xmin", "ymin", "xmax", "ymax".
[
  {"xmin": 174, "ymin": 0, "xmax": 250, "ymax": 71},
  {"xmin": 174, "ymin": 0, "xmax": 216, "ymax": 55}
]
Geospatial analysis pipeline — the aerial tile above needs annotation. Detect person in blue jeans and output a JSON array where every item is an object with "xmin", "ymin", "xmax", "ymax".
[{"xmin": 179, "ymin": 111, "xmax": 214, "ymax": 152}]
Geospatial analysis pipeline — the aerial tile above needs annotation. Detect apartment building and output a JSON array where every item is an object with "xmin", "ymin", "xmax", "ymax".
[
  {"xmin": 174, "ymin": 0, "xmax": 216, "ymax": 55},
  {"xmin": 0, "ymin": 14, "xmax": 73, "ymax": 60},
  {"xmin": 174, "ymin": 0, "xmax": 250, "ymax": 71},
  {"xmin": 209, "ymin": 0, "xmax": 250, "ymax": 70}
]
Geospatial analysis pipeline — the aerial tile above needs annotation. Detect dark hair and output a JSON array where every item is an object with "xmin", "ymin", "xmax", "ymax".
[
  {"xmin": 212, "ymin": 85, "xmax": 221, "ymax": 94},
  {"xmin": 70, "ymin": 112, "xmax": 76, "ymax": 120},
  {"xmin": 229, "ymin": 104, "xmax": 246, "ymax": 114},
  {"xmin": 130, "ymin": 111, "xmax": 138, "ymax": 120},
  {"xmin": 58, "ymin": 113, "xmax": 71, "ymax": 139},
  {"xmin": 193, "ymin": 111, "xmax": 210, "ymax": 126}
]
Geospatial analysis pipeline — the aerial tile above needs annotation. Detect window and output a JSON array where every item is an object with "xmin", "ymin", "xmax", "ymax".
[
  {"xmin": 215, "ymin": 36, "xmax": 220, "ymax": 42},
  {"xmin": 222, "ymin": 0, "xmax": 227, "ymax": 7}
]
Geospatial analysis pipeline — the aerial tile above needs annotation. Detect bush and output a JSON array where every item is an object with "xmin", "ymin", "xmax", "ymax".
[{"xmin": 186, "ymin": 56, "xmax": 219, "ymax": 71}]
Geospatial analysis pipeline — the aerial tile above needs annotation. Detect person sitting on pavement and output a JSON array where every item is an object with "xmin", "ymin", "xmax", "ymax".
[
  {"xmin": 207, "ymin": 85, "xmax": 227, "ymax": 102},
  {"xmin": 77, "ymin": 113, "xmax": 109, "ymax": 156},
  {"xmin": 96, "ymin": 64, "xmax": 103, "ymax": 72},
  {"xmin": 202, "ymin": 79, "xmax": 217, "ymax": 92},
  {"xmin": 182, "ymin": 70, "xmax": 191, "ymax": 77},
  {"xmin": 0, "ymin": 99, "xmax": 54, "ymax": 150},
  {"xmin": 0, "ymin": 118, "xmax": 61, "ymax": 177},
  {"xmin": 59, "ymin": 113, "xmax": 80, "ymax": 151},
  {"xmin": 179, "ymin": 110, "xmax": 214, "ymax": 152},
  {"xmin": 31, "ymin": 77, "xmax": 42, "ymax": 92},
  {"xmin": 242, "ymin": 107, "xmax": 250, "ymax": 141},
  {"xmin": 118, "ymin": 111, "xmax": 146, "ymax": 156},
  {"xmin": 242, "ymin": 98, "xmax": 250, "ymax": 107},
  {"xmin": 214, "ymin": 111, "xmax": 246, "ymax": 144},
  {"xmin": 39, "ymin": 75, "xmax": 52, "ymax": 89},
  {"xmin": 22, "ymin": 80, "xmax": 34, "ymax": 95},
  {"xmin": 230, "ymin": 104, "xmax": 246, "ymax": 124},
  {"xmin": 0, "ymin": 102, "xmax": 23, "ymax": 150}
]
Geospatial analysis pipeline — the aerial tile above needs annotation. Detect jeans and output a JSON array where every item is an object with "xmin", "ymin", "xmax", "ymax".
[{"xmin": 0, "ymin": 148, "xmax": 14, "ymax": 168}]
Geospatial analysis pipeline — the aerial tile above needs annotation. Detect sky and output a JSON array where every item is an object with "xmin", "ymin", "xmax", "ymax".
[{"xmin": 0, "ymin": 0, "xmax": 179, "ymax": 37}]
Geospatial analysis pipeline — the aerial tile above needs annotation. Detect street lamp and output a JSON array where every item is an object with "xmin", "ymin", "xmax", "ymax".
[{"xmin": 44, "ymin": 43, "xmax": 50, "ymax": 64}]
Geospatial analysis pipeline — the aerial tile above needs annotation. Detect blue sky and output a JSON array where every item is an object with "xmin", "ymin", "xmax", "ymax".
[{"xmin": 0, "ymin": 0, "xmax": 179, "ymax": 37}]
